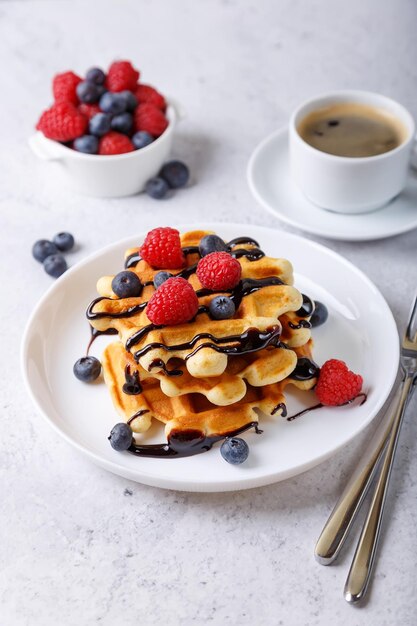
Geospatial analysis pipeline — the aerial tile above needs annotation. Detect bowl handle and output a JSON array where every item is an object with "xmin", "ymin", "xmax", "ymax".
[
  {"xmin": 168, "ymin": 97, "xmax": 186, "ymax": 122},
  {"xmin": 28, "ymin": 132, "xmax": 64, "ymax": 161}
]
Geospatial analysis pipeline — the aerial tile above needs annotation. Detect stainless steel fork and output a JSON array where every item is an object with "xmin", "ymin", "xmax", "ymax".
[{"xmin": 315, "ymin": 294, "xmax": 417, "ymax": 604}]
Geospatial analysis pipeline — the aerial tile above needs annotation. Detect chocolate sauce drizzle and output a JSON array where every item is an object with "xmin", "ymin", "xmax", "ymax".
[
  {"xmin": 290, "ymin": 357, "xmax": 321, "ymax": 381},
  {"xmin": 87, "ymin": 297, "xmax": 147, "ymax": 321},
  {"xmin": 127, "ymin": 420, "xmax": 263, "ymax": 458},
  {"xmin": 129, "ymin": 325, "xmax": 282, "ymax": 362},
  {"xmin": 271, "ymin": 402, "xmax": 287, "ymax": 417},
  {"xmin": 296, "ymin": 294, "xmax": 315, "ymax": 318},
  {"xmin": 286, "ymin": 393, "xmax": 367, "ymax": 421},
  {"xmin": 127, "ymin": 409, "xmax": 150, "ymax": 425},
  {"xmin": 86, "ymin": 326, "xmax": 118, "ymax": 355},
  {"xmin": 149, "ymin": 359, "xmax": 183, "ymax": 377},
  {"xmin": 122, "ymin": 365, "xmax": 142, "ymax": 395},
  {"xmin": 288, "ymin": 320, "xmax": 312, "ymax": 330}
]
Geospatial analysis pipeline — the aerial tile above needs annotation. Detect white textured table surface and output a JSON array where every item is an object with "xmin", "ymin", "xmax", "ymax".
[{"xmin": 1, "ymin": 1, "xmax": 417, "ymax": 624}]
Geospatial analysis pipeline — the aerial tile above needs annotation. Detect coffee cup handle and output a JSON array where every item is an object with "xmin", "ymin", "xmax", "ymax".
[{"xmin": 410, "ymin": 134, "xmax": 417, "ymax": 171}]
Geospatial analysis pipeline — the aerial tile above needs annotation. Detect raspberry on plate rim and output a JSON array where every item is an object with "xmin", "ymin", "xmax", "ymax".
[{"xmin": 315, "ymin": 358, "xmax": 363, "ymax": 407}]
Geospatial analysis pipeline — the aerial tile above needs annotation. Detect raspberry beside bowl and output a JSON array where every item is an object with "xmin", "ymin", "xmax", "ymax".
[{"xmin": 29, "ymin": 102, "xmax": 182, "ymax": 198}]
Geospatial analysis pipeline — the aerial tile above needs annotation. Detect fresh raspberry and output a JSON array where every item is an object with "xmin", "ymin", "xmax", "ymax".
[
  {"xmin": 134, "ymin": 103, "xmax": 168, "ymax": 137},
  {"xmin": 36, "ymin": 102, "xmax": 87, "ymax": 141},
  {"xmin": 140, "ymin": 227, "xmax": 185, "ymax": 269},
  {"xmin": 98, "ymin": 132, "xmax": 134, "ymax": 155},
  {"xmin": 78, "ymin": 103, "xmax": 101, "ymax": 120},
  {"xmin": 135, "ymin": 84, "xmax": 166, "ymax": 110},
  {"xmin": 53, "ymin": 71, "xmax": 82, "ymax": 105},
  {"xmin": 196, "ymin": 252, "xmax": 241, "ymax": 291},
  {"xmin": 146, "ymin": 277, "xmax": 199, "ymax": 326},
  {"xmin": 106, "ymin": 61, "xmax": 140, "ymax": 92},
  {"xmin": 315, "ymin": 359, "xmax": 363, "ymax": 406}
]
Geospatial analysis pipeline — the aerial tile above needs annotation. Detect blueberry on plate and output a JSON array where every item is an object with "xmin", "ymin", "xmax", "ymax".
[
  {"xmin": 111, "ymin": 112, "xmax": 133, "ymax": 135},
  {"xmin": 119, "ymin": 90, "xmax": 138, "ymax": 111},
  {"xmin": 86, "ymin": 67, "xmax": 106, "ymax": 85},
  {"xmin": 132, "ymin": 131, "xmax": 154, "ymax": 150},
  {"xmin": 32, "ymin": 239, "xmax": 58, "ymax": 262},
  {"xmin": 145, "ymin": 176, "xmax": 169, "ymax": 199},
  {"xmin": 108, "ymin": 423, "xmax": 133, "ymax": 451},
  {"xmin": 153, "ymin": 271, "xmax": 172, "ymax": 289},
  {"xmin": 43, "ymin": 254, "xmax": 67, "ymax": 278},
  {"xmin": 199, "ymin": 234, "xmax": 228, "ymax": 257},
  {"xmin": 73, "ymin": 356, "xmax": 101, "ymax": 382},
  {"xmin": 159, "ymin": 160, "xmax": 190, "ymax": 189},
  {"xmin": 89, "ymin": 113, "xmax": 112, "ymax": 137},
  {"xmin": 53, "ymin": 231, "xmax": 75, "ymax": 252},
  {"xmin": 220, "ymin": 437, "xmax": 249, "ymax": 465},
  {"xmin": 310, "ymin": 300, "xmax": 329, "ymax": 327},
  {"xmin": 74, "ymin": 134, "xmax": 99, "ymax": 154},
  {"xmin": 99, "ymin": 92, "xmax": 126, "ymax": 115},
  {"xmin": 76, "ymin": 81, "xmax": 101, "ymax": 104},
  {"xmin": 209, "ymin": 296, "xmax": 235, "ymax": 320},
  {"xmin": 112, "ymin": 271, "xmax": 143, "ymax": 298}
]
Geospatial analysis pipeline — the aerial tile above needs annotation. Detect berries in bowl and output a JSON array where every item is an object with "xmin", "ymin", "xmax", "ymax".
[{"xmin": 29, "ymin": 60, "xmax": 183, "ymax": 198}]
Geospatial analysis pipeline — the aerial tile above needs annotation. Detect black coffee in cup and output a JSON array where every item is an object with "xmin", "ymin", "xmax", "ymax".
[{"xmin": 297, "ymin": 102, "xmax": 407, "ymax": 158}]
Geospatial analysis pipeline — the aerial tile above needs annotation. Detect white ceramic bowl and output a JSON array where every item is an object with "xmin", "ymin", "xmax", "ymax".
[{"xmin": 29, "ymin": 102, "xmax": 182, "ymax": 198}]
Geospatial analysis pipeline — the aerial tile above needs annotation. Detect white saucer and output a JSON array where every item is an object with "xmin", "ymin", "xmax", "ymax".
[
  {"xmin": 247, "ymin": 126, "xmax": 417, "ymax": 241},
  {"xmin": 21, "ymin": 223, "xmax": 399, "ymax": 492}
]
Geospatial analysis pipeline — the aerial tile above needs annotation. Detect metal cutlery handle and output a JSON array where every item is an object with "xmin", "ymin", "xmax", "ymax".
[
  {"xmin": 314, "ymin": 399, "xmax": 395, "ymax": 565},
  {"xmin": 344, "ymin": 375, "xmax": 415, "ymax": 604}
]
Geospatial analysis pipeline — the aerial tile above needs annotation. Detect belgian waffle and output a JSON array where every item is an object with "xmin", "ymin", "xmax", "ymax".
[
  {"xmin": 87, "ymin": 230, "xmax": 312, "ymax": 378},
  {"xmin": 102, "ymin": 341, "xmax": 317, "ymax": 436}
]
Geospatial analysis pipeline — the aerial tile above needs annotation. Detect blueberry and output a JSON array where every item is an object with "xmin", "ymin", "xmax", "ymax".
[
  {"xmin": 76, "ymin": 81, "xmax": 101, "ymax": 104},
  {"xmin": 153, "ymin": 271, "xmax": 172, "ymax": 289},
  {"xmin": 119, "ymin": 90, "xmax": 138, "ymax": 111},
  {"xmin": 112, "ymin": 271, "xmax": 143, "ymax": 298},
  {"xmin": 159, "ymin": 160, "xmax": 190, "ymax": 189},
  {"xmin": 108, "ymin": 423, "xmax": 133, "ymax": 451},
  {"xmin": 209, "ymin": 296, "xmax": 236, "ymax": 320},
  {"xmin": 73, "ymin": 356, "xmax": 101, "ymax": 382},
  {"xmin": 53, "ymin": 232, "xmax": 75, "ymax": 252},
  {"xmin": 132, "ymin": 131, "xmax": 154, "ymax": 150},
  {"xmin": 32, "ymin": 239, "xmax": 58, "ymax": 263},
  {"xmin": 199, "ymin": 234, "xmax": 228, "ymax": 257},
  {"xmin": 86, "ymin": 67, "xmax": 106, "ymax": 85},
  {"xmin": 89, "ymin": 113, "xmax": 112, "ymax": 137},
  {"xmin": 95, "ymin": 85, "xmax": 107, "ymax": 99},
  {"xmin": 73, "ymin": 134, "xmax": 99, "ymax": 154},
  {"xmin": 99, "ymin": 92, "xmax": 126, "ymax": 114},
  {"xmin": 145, "ymin": 176, "xmax": 169, "ymax": 199},
  {"xmin": 310, "ymin": 300, "xmax": 329, "ymax": 327},
  {"xmin": 43, "ymin": 254, "xmax": 67, "ymax": 278},
  {"xmin": 220, "ymin": 437, "xmax": 249, "ymax": 465},
  {"xmin": 111, "ymin": 112, "xmax": 133, "ymax": 135}
]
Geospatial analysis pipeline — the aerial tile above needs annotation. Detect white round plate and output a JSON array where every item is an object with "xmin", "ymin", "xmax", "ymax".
[
  {"xmin": 247, "ymin": 126, "xmax": 417, "ymax": 241},
  {"xmin": 22, "ymin": 223, "xmax": 399, "ymax": 492}
]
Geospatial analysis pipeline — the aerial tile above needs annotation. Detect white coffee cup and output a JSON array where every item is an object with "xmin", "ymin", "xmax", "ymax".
[{"xmin": 289, "ymin": 90, "xmax": 415, "ymax": 214}]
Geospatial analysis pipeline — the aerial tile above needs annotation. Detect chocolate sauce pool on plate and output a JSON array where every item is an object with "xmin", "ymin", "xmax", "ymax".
[{"xmin": 127, "ymin": 421, "xmax": 263, "ymax": 458}]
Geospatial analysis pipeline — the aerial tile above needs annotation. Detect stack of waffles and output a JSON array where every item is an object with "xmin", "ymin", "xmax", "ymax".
[{"xmin": 87, "ymin": 230, "xmax": 318, "ymax": 444}]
